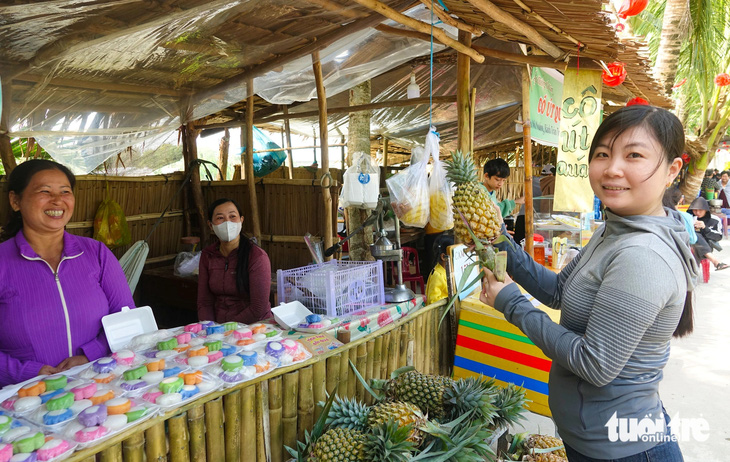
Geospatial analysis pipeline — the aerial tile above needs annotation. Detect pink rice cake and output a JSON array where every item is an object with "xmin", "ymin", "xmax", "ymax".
[
  {"xmin": 75, "ymin": 426, "xmax": 108, "ymax": 443},
  {"xmin": 36, "ymin": 439, "xmax": 71, "ymax": 461}
]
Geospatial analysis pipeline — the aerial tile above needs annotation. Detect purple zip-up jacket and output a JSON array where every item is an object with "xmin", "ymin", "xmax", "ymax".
[{"xmin": 0, "ymin": 230, "xmax": 135, "ymax": 386}]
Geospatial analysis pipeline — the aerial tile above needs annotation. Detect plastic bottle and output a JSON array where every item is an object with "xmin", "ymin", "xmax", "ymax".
[{"xmin": 533, "ymin": 234, "xmax": 546, "ymax": 266}]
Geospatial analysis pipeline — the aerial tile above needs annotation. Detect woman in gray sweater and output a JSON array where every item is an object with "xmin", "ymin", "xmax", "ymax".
[{"xmin": 482, "ymin": 105, "xmax": 697, "ymax": 461}]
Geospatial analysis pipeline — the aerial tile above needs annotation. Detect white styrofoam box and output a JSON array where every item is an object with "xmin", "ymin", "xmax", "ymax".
[
  {"xmin": 102, "ymin": 306, "xmax": 158, "ymax": 352},
  {"xmin": 271, "ymin": 301, "xmax": 312, "ymax": 330}
]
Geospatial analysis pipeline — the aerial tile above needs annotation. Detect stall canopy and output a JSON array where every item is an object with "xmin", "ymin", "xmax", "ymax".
[{"xmin": 0, "ymin": 0, "xmax": 671, "ymax": 174}]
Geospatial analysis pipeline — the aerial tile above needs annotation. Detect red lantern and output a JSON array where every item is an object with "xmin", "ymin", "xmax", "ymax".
[
  {"xmin": 626, "ymin": 97, "xmax": 649, "ymax": 106},
  {"xmin": 715, "ymin": 73, "xmax": 730, "ymax": 87},
  {"xmin": 603, "ymin": 62, "xmax": 627, "ymax": 87},
  {"xmin": 617, "ymin": 0, "xmax": 649, "ymax": 19}
]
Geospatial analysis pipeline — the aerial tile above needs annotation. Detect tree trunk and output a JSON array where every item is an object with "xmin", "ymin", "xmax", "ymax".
[
  {"xmin": 654, "ymin": 0, "xmax": 689, "ymax": 94},
  {"xmin": 218, "ymin": 128, "xmax": 230, "ymax": 180},
  {"xmin": 346, "ymin": 81, "xmax": 375, "ymax": 262}
]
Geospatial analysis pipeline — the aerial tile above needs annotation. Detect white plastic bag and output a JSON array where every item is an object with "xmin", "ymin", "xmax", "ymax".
[
  {"xmin": 386, "ymin": 142, "xmax": 430, "ymax": 228},
  {"xmin": 426, "ymin": 130, "xmax": 453, "ymax": 231},
  {"xmin": 341, "ymin": 152, "xmax": 380, "ymax": 209},
  {"xmin": 174, "ymin": 251, "xmax": 200, "ymax": 277}
]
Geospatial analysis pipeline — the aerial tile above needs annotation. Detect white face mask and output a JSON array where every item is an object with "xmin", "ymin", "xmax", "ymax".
[{"xmin": 212, "ymin": 220, "xmax": 242, "ymax": 242}]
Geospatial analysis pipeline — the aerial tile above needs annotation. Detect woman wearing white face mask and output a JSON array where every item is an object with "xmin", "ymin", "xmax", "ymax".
[{"xmin": 197, "ymin": 198, "xmax": 273, "ymax": 324}]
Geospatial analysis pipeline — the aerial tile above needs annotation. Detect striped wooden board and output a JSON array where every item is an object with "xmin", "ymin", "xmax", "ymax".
[{"xmin": 453, "ymin": 291, "xmax": 560, "ymax": 417}]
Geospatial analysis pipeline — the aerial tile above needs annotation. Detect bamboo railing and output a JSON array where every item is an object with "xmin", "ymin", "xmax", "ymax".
[{"xmin": 64, "ymin": 300, "xmax": 449, "ymax": 462}]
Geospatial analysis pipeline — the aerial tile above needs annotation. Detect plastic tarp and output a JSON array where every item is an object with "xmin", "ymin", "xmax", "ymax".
[{"xmin": 2, "ymin": 1, "xmax": 446, "ymax": 173}]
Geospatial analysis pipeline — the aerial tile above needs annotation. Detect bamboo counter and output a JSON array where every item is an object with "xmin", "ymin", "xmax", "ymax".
[{"xmin": 65, "ymin": 299, "xmax": 450, "ymax": 462}]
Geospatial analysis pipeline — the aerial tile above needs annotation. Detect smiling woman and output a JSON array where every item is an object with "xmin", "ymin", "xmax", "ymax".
[{"xmin": 0, "ymin": 160, "xmax": 135, "ymax": 387}]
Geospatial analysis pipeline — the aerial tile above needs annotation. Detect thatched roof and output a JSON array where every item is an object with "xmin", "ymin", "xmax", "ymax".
[{"xmin": 0, "ymin": 0, "xmax": 669, "ymax": 172}]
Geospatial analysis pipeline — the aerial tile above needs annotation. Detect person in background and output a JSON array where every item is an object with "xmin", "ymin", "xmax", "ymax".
[
  {"xmin": 0, "ymin": 160, "xmax": 135, "ymax": 387},
  {"xmin": 197, "ymin": 198, "xmax": 273, "ymax": 324},
  {"xmin": 700, "ymin": 168, "xmax": 720, "ymax": 199},
  {"xmin": 718, "ymin": 170, "xmax": 730, "ymax": 215},
  {"xmin": 663, "ymin": 187, "xmax": 696, "ymax": 244},
  {"xmin": 540, "ymin": 165, "xmax": 556, "ymax": 196},
  {"xmin": 482, "ymin": 105, "xmax": 696, "ymax": 461},
  {"xmin": 713, "ymin": 168, "xmax": 721, "ymax": 182},
  {"xmin": 482, "ymin": 158, "xmax": 524, "ymax": 219},
  {"xmin": 425, "ymin": 233, "xmax": 454, "ymax": 305},
  {"xmin": 687, "ymin": 197, "xmax": 728, "ymax": 270},
  {"xmin": 514, "ymin": 164, "xmax": 546, "ymax": 243}
]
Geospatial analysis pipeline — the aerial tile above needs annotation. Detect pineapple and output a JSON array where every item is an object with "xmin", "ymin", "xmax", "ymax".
[
  {"xmin": 309, "ymin": 422, "xmax": 416, "ymax": 462},
  {"xmin": 444, "ymin": 151, "xmax": 502, "ymax": 243},
  {"xmin": 373, "ymin": 369, "xmax": 502, "ymax": 427},
  {"xmin": 492, "ymin": 383, "xmax": 529, "ymax": 429},
  {"xmin": 309, "ymin": 427, "xmax": 366, "ymax": 462},
  {"xmin": 444, "ymin": 150, "xmax": 510, "ymax": 281},
  {"xmin": 325, "ymin": 396, "xmax": 426, "ymax": 445},
  {"xmin": 504, "ymin": 433, "xmax": 567, "ymax": 462},
  {"xmin": 429, "ymin": 191, "xmax": 453, "ymax": 231}
]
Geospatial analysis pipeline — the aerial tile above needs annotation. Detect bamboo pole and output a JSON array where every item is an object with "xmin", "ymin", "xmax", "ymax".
[
  {"xmin": 232, "ymin": 164, "xmax": 242, "ymax": 180},
  {"xmin": 522, "ymin": 67, "xmax": 534, "ymax": 257},
  {"xmin": 372, "ymin": 335, "xmax": 383, "ymax": 382},
  {"xmin": 187, "ymin": 405, "xmax": 206, "ymax": 462},
  {"xmin": 241, "ymin": 386, "xmax": 256, "ymax": 462},
  {"xmin": 169, "ymin": 413, "xmax": 190, "ymax": 462},
  {"xmin": 268, "ymin": 377, "xmax": 283, "ymax": 462},
  {"xmin": 415, "ymin": 315, "xmax": 424, "ymax": 372},
  {"xmin": 283, "ymin": 371, "xmax": 299, "ymax": 457},
  {"xmin": 470, "ymin": 88, "xmax": 477, "ymax": 154},
  {"xmin": 253, "ymin": 143, "xmax": 347, "ymax": 155},
  {"xmin": 298, "ymin": 366, "xmax": 315, "ymax": 442},
  {"xmin": 244, "ymin": 81, "xmax": 262, "ymax": 242},
  {"xmin": 219, "ymin": 128, "xmax": 230, "ymax": 180},
  {"xmin": 326, "ymin": 354, "xmax": 341, "ymax": 397},
  {"xmin": 145, "ymin": 421, "xmax": 167, "ymax": 462},
  {"xmin": 380, "ymin": 331, "xmax": 391, "ymax": 379},
  {"xmin": 471, "ymin": 45, "xmax": 567, "ymax": 70},
  {"xmin": 122, "ymin": 432, "xmax": 145, "ymax": 462},
  {"xmin": 388, "ymin": 326, "xmax": 400, "ymax": 376},
  {"xmin": 312, "ymin": 50, "xmax": 334, "ymax": 259},
  {"xmin": 348, "ymin": 347, "xmax": 358, "ymax": 398},
  {"xmin": 399, "ymin": 323, "xmax": 409, "ymax": 368},
  {"xmin": 407, "ymin": 320, "xmax": 415, "ymax": 367},
  {"xmin": 255, "ymin": 382, "xmax": 268, "ymax": 462},
  {"xmin": 456, "ymin": 30, "xmax": 472, "ymax": 155},
  {"xmin": 418, "ymin": 0, "xmax": 482, "ymax": 35},
  {"xmin": 224, "ymin": 390, "xmax": 242, "ymax": 462},
  {"xmin": 205, "ymin": 398, "xmax": 225, "ymax": 462},
  {"xmin": 511, "ymin": 0, "xmax": 583, "ymax": 47},
  {"xmin": 338, "ymin": 349, "xmax": 350, "ymax": 398},
  {"xmin": 283, "ymin": 106, "xmax": 294, "ymax": 179},
  {"xmin": 351, "ymin": 0, "xmax": 484, "ymax": 63},
  {"xmin": 365, "ymin": 340, "xmax": 375, "ymax": 405},
  {"xmin": 99, "ymin": 444, "xmax": 122, "ymax": 462},
  {"xmin": 355, "ymin": 343, "xmax": 367, "ymax": 402},
  {"xmin": 183, "ymin": 122, "xmax": 209, "ymax": 245},
  {"xmin": 465, "ymin": 0, "xmax": 563, "ymax": 58},
  {"xmin": 312, "ymin": 360, "xmax": 327, "ymax": 423}
]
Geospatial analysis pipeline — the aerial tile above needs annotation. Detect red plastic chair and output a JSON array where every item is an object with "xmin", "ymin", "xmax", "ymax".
[
  {"xmin": 390, "ymin": 246, "xmax": 425, "ymax": 294},
  {"xmin": 701, "ymin": 259, "xmax": 710, "ymax": 284}
]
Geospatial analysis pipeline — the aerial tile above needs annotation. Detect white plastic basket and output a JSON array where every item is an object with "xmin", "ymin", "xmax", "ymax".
[{"xmin": 277, "ymin": 260, "xmax": 385, "ymax": 317}]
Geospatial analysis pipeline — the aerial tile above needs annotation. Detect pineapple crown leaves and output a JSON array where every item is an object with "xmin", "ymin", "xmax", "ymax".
[
  {"xmin": 364, "ymin": 420, "xmax": 418, "ymax": 462},
  {"xmin": 444, "ymin": 150, "xmax": 479, "ymax": 185},
  {"xmin": 320, "ymin": 395, "xmax": 371, "ymax": 431},
  {"xmin": 349, "ymin": 359, "xmax": 386, "ymax": 402},
  {"xmin": 368, "ymin": 365, "xmax": 416, "ymax": 393},
  {"xmin": 444, "ymin": 376, "xmax": 500, "ymax": 427},
  {"xmin": 285, "ymin": 390, "xmax": 338, "ymax": 461},
  {"xmin": 410, "ymin": 421, "xmax": 494, "ymax": 462},
  {"xmin": 493, "ymin": 384, "xmax": 530, "ymax": 429}
]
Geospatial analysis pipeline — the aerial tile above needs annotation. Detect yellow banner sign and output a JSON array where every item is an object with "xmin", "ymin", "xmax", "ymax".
[{"xmin": 553, "ymin": 69, "xmax": 602, "ymax": 213}]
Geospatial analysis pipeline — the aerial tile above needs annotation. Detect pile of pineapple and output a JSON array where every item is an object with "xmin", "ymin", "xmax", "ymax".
[{"xmin": 287, "ymin": 366, "xmax": 566, "ymax": 462}]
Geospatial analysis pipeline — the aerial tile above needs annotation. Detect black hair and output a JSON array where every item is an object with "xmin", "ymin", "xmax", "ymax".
[
  {"xmin": 1, "ymin": 159, "xmax": 76, "ymax": 243},
  {"xmin": 705, "ymin": 169, "xmax": 714, "ymax": 177},
  {"xmin": 550, "ymin": 167, "xmax": 556, "ymax": 175},
  {"xmin": 483, "ymin": 158, "xmax": 510, "ymax": 178},
  {"xmin": 431, "ymin": 233, "xmax": 454, "ymax": 267},
  {"xmin": 589, "ymin": 105, "xmax": 692, "ymax": 338},
  {"xmin": 207, "ymin": 198, "xmax": 252, "ymax": 296},
  {"xmin": 721, "ymin": 170, "xmax": 730, "ymax": 177},
  {"xmin": 662, "ymin": 187, "xmax": 682, "ymax": 210}
]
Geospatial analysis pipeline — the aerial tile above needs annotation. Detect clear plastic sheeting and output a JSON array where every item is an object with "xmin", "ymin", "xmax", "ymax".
[{"xmin": 1, "ymin": 0, "xmax": 447, "ymax": 173}]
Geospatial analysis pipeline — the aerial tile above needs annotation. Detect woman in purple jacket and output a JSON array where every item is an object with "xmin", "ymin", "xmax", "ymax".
[{"xmin": 0, "ymin": 160, "xmax": 134, "ymax": 386}]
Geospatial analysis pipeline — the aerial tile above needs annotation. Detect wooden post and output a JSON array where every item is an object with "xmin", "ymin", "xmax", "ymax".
[
  {"xmin": 381, "ymin": 137, "xmax": 389, "ymax": 189},
  {"xmin": 346, "ymin": 81, "xmax": 375, "ymax": 262},
  {"xmin": 470, "ymin": 88, "xmax": 477, "ymax": 154},
  {"xmin": 456, "ymin": 30, "xmax": 472, "ymax": 154},
  {"xmin": 243, "ymin": 81, "xmax": 262, "ymax": 242},
  {"xmin": 283, "ymin": 105, "xmax": 294, "ymax": 179},
  {"xmin": 183, "ymin": 122, "xmax": 209, "ymax": 244},
  {"xmin": 522, "ymin": 67, "xmax": 534, "ymax": 257},
  {"xmin": 312, "ymin": 51, "xmax": 334, "ymax": 258},
  {"xmin": 218, "ymin": 128, "xmax": 230, "ymax": 180},
  {"xmin": 0, "ymin": 80, "xmax": 17, "ymax": 174}
]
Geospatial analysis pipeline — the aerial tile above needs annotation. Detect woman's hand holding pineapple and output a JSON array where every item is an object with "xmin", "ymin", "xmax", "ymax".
[{"xmin": 479, "ymin": 266, "xmax": 513, "ymax": 309}]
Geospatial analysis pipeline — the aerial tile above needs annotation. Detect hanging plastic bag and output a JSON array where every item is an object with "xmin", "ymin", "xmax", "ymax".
[
  {"xmin": 174, "ymin": 251, "xmax": 200, "ymax": 277},
  {"xmin": 341, "ymin": 152, "xmax": 380, "ymax": 209},
  {"xmin": 241, "ymin": 126, "xmax": 287, "ymax": 177},
  {"xmin": 93, "ymin": 182, "xmax": 131, "ymax": 249},
  {"xmin": 386, "ymin": 138, "xmax": 430, "ymax": 228},
  {"xmin": 426, "ymin": 129, "xmax": 453, "ymax": 231}
]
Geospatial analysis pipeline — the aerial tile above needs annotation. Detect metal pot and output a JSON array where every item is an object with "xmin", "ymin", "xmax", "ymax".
[{"xmin": 709, "ymin": 199, "xmax": 723, "ymax": 213}]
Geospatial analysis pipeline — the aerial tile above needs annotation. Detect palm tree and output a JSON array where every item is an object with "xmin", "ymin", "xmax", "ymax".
[{"xmin": 630, "ymin": 0, "xmax": 730, "ymax": 197}]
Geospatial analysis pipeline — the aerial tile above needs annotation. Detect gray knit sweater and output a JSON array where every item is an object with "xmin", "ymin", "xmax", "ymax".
[{"xmin": 494, "ymin": 208, "xmax": 697, "ymax": 459}]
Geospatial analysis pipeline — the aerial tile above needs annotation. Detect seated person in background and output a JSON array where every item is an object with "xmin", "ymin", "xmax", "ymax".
[
  {"xmin": 426, "ymin": 233, "xmax": 454, "ymax": 305},
  {"xmin": 701, "ymin": 168, "xmax": 720, "ymax": 199},
  {"xmin": 687, "ymin": 197, "xmax": 728, "ymax": 271},
  {"xmin": 198, "ymin": 198, "xmax": 273, "ymax": 324},
  {"xmin": 482, "ymin": 158, "xmax": 524, "ymax": 219},
  {"xmin": 540, "ymin": 166, "xmax": 556, "ymax": 196},
  {"xmin": 0, "ymin": 160, "xmax": 135, "ymax": 386}
]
